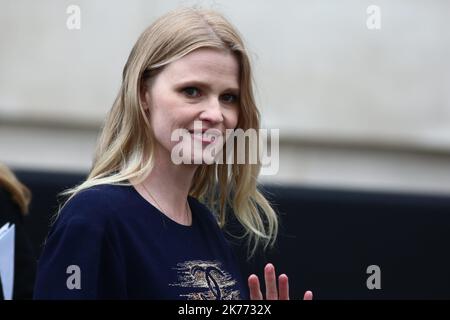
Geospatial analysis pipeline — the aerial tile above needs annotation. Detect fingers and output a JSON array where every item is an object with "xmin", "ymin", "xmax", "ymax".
[
  {"xmin": 264, "ymin": 263, "xmax": 278, "ymax": 300},
  {"xmin": 249, "ymin": 264, "xmax": 297, "ymax": 300},
  {"xmin": 303, "ymin": 290, "xmax": 313, "ymax": 300},
  {"xmin": 278, "ymin": 274, "xmax": 289, "ymax": 300},
  {"xmin": 248, "ymin": 274, "xmax": 263, "ymax": 300}
]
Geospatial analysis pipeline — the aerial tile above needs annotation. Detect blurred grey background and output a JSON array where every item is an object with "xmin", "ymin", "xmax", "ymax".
[{"xmin": 1, "ymin": 0, "xmax": 449, "ymax": 194}]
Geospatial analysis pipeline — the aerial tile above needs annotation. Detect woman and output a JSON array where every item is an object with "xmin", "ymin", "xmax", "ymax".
[
  {"xmin": 0, "ymin": 163, "xmax": 36, "ymax": 299},
  {"xmin": 34, "ymin": 7, "xmax": 312, "ymax": 300}
]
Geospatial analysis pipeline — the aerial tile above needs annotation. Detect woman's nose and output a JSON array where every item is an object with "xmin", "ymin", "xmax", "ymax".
[{"xmin": 199, "ymin": 98, "xmax": 224, "ymax": 123}]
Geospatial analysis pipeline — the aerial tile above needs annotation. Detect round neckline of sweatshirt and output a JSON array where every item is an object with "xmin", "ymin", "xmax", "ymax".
[{"xmin": 127, "ymin": 184, "xmax": 197, "ymax": 231}]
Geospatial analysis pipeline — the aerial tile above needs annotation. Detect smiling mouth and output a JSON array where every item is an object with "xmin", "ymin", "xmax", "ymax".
[{"xmin": 188, "ymin": 130, "xmax": 220, "ymax": 144}]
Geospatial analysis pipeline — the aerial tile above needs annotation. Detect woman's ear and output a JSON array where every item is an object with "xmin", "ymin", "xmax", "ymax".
[
  {"xmin": 140, "ymin": 81, "xmax": 150, "ymax": 113},
  {"xmin": 140, "ymin": 83, "xmax": 147, "ymax": 107}
]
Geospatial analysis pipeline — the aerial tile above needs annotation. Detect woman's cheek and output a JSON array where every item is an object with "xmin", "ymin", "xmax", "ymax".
[{"xmin": 226, "ymin": 108, "xmax": 239, "ymax": 129}]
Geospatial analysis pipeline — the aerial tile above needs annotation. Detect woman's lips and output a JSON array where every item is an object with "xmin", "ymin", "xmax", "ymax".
[
  {"xmin": 188, "ymin": 129, "xmax": 221, "ymax": 144},
  {"xmin": 189, "ymin": 132, "xmax": 216, "ymax": 144}
]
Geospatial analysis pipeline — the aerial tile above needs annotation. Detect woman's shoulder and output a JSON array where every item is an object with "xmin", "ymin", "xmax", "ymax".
[
  {"xmin": 56, "ymin": 184, "xmax": 131, "ymax": 226},
  {"xmin": 63, "ymin": 183, "xmax": 127, "ymax": 207}
]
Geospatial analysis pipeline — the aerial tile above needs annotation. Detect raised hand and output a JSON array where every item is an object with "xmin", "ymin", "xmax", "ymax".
[{"xmin": 248, "ymin": 263, "xmax": 313, "ymax": 300}]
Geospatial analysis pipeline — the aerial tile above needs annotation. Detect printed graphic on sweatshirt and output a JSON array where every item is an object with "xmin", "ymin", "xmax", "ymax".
[{"xmin": 169, "ymin": 260, "xmax": 242, "ymax": 300}]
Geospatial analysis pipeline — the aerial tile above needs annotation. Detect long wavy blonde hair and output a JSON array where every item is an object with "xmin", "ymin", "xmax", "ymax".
[
  {"xmin": 0, "ymin": 163, "xmax": 31, "ymax": 215},
  {"xmin": 62, "ymin": 7, "xmax": 278, "ymax": 257}
]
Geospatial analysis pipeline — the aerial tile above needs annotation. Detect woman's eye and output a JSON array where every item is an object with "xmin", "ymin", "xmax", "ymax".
[
  {"xmin": 182, "ymin": 87, "xmax": 201, "ymax": 98},
  {"xmin": 221, "ymin": 93, "xmax": 238, "ymax": 104}
]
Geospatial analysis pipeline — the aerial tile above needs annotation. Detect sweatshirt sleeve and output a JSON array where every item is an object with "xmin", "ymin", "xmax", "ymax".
[{"xmin": 33, "ymin": 193, "xmax": 126, "ymax": 299}]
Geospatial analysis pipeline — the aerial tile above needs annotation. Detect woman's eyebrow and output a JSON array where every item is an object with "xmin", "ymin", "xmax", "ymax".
[{"xmin": 175, "ymin": 80, "xmax": 240, "ymax": 94}]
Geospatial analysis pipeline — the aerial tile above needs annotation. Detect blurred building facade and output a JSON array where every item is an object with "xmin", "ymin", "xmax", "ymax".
[{"xmin": 1, "ymin": 0, "xmax": 449, "ymax": 194}]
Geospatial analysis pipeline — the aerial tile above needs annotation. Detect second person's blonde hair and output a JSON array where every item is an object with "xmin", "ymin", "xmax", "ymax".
[{"xmin": 0, "ymin": 163, "xmax": 31, "ymax": 215}]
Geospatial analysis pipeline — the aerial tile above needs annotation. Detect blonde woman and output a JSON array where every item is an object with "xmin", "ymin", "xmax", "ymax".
[
  {"xmin": 0, "ymin": 163, "xmax": 36, "ymax": 299},
  {"xmin": 34, "ymin": 7, "xmax": 312, "ymax": 300}
]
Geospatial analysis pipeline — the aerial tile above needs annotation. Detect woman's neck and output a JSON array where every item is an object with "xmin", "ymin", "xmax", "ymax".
[{"xmin": 133, "ymin": 148, "xmax": 198, "ymax": 225}]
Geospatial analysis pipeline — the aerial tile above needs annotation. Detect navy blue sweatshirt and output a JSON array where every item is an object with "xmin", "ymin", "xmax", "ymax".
[{"xmin": 33, "ymin": 184, "xmax": 249, "ymax": 300}]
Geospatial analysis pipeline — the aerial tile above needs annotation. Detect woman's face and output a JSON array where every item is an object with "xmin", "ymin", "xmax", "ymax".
[{"xmin": 141, "ymin": 48, "xmax": 240, "ymax": 164}]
